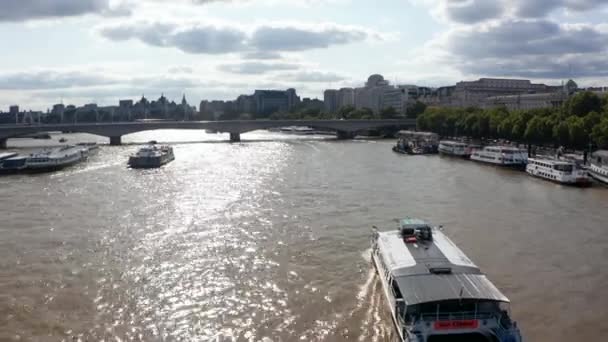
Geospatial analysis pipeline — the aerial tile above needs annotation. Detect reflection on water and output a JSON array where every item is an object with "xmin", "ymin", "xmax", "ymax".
[{"xmin": 1, "ymin": 131, "xmax": 607, "ymax": 341}]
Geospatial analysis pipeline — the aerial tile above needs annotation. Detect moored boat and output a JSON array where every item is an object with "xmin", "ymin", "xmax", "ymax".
[
  {"xmin": 371, "ymin": 218, "xmax": 523, "ymax": 342},
  {"xmin": 128, "ymin": 144, "xmax": 175, "ymax": 168},
  {"xmin": 588, "ymin": 150, "xmax": 608, "ymax": 185},
  {"xmin": 526, "ymin": 158, "xmax": 591, "ymax": 186},
  {"xmin": 25, "ymin": 146, "xmax": 87, "ymax": 172},
  {"xmin": 438, "ymin": 140, "xmax": 473, "ymax": 158},
  {"xmin": 470, "ymin": 146, "xmax": 527, "ymax": 169}
]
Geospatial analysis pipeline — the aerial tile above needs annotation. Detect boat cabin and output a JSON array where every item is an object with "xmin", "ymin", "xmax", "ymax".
[{"xmin": 372, "ymin": 218, "xmax": 521, "ymax": 342}]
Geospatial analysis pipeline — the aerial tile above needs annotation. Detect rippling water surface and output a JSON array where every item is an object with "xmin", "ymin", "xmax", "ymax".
[{"xmin": 1, "ymin": 131, "xmax": 607, "ymax": 341}]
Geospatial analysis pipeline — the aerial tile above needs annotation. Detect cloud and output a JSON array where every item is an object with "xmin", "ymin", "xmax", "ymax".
[
  {"xmin": 280, "ymin": 71, "xmax": 346, "ymax": 82},
  {"xmin": 0, "ymin": 70, "xmax": 116, "ymax": 90},
  {"xmin": 513, "ymin": 0, "xmax": 608, "ymax": 18},
  {"xmin": 437, "ymin": 19, "xmax": 608, "ymax": 79},
  {"xmin": 0, "ymin": 0, "xmax": 129, "ymax": 22},
  {"xmin": 241, "ymin": 51, "xmax": 283, "ymax": 60},
  {"xmin": 99, "ymin": 20, "xmax": 380, "ymax": 54},
  {"xmin": 218, "ymin": 61, "xmax": 300, "ymax": 74},
  {"xmin": 249, "ymin": 25, "xmax": 368, "ymax": 51},
  {"xmin": 100, "ymin": 22, "xmax": 247, "ymax": 54},
  {"xmin": 440, "ymin": 0, "xmax": 505, "ymax": 23}
]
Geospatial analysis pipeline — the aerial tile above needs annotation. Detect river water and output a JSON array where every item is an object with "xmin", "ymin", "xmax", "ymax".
[{"xmin": 1, "ymin": 131, "xmax": 607, "ymax": 342}]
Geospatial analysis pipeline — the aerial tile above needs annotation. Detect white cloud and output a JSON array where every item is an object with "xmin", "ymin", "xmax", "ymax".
[{"xmin": 98, "ymin": 20, "xmax": 384, "ymax": 55}]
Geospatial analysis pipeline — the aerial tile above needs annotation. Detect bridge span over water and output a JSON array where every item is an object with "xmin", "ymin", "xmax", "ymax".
[{"xmin": 0, "ymin": 119, "xmax": 416, "ymax": 148}]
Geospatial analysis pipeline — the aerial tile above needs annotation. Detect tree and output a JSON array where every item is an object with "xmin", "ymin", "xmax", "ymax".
[
  {"xmin": 406, "ymin": 101, "xmax": 427, "ymax": 118},
  {"xmin": 564, "ymin": 91, "xmax": 602, "ymax": 117},
  {"xmin": 591, "ymin": 117, "xmax": 608, "ymax": 148},
  {"xmin": 337, "ymin": 105, "xmax": 355, "ymax": 119},
  {"xmin": 567, "ymin": 116, "xmax": 588, "ymax": 148},
  {"xmin": 524, "ymin": 116, "xmax": 550, "ymax": 144},
  {"xmin": 380, "ymin": 106, "xmax": 399, "ymax": 119},
  {"xmin": 553, "ymin": 121, "xmax": 570, "ymax": 146}
]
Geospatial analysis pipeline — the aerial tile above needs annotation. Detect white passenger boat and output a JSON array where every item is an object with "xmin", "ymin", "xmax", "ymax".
[
  {"xmin": 470, "ymin": 146, "xmax": 527, "ymax": 168},
  {"xmin": 526, "ymin": 158, "xmax": 591, "ymax": 186},
  {"xmin": 588, "ymin": 150, "xmax": 608, "ymax": 185},
  {"xmin": 371, "ymin": 218, "xmax": 522, "ymax": 342},
  {"xmin": 26, "ymin": 146, "xmax": 87, "ymax": 171},
  {"xmin": 438, "ymin": 141, "xmax": 473, "ymax": 158},
  {"xmin": 128, "ymin": 144, "xmax": 175, "ymax": 168}
]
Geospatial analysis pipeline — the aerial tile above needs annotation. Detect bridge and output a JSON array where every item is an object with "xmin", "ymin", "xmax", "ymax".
[{"xmin": 0, "ymin": 119, "xmax": 416, "ymax": 148}]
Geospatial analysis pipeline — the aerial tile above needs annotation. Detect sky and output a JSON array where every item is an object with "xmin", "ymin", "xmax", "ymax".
[{"xmin": 1, "ymin": 0, "xmax": 608, "ymax": 111}]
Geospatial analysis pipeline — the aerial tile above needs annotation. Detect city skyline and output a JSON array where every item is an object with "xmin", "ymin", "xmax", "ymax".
[{"xmin": 2, "ymin": 0, "xmax": 608, "ymax": 110}]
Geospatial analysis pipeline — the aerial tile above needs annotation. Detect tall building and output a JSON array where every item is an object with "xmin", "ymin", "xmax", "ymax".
[
  {"xmin": 253, "ymin": 89, "xmax": 300, "ymax": 117},
  {"xmin": 9, "ymin": 105, "xmax": 19, "ymax": 116},
  {"xmin": 337, "ymin": 88, "xmax": 355, "ymax": 108},
  {"xmin": 323, "ymin": 89, "xmax": 339, "ymax": 113},
  {"xmin": 236, "ymin": 95, "xmax": 255, "ymax": 114},
  {"xmin": 353, "ymin": 74, "xmax": 397, "ymax": 114}
]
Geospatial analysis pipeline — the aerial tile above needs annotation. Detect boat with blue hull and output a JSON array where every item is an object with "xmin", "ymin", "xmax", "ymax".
[{"xmin": 371, "ymin": 218, "xmax": 522, "ymax": 342}]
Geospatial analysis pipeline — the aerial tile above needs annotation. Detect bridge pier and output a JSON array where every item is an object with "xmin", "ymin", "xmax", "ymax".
[
  {"xmin": 109, "ymin": 136, "xmax": 122, "ymax": 146},
  {"xmin": 0, "ymin": 138, "xmax": 7, "ymax": 149},
  {"xmin": 229, "ymin": 133, "xmax": 241, "ymax": 142},
  {"xmin": 336, "ymin": 131, "xmax": 355, "ymax": 140}
]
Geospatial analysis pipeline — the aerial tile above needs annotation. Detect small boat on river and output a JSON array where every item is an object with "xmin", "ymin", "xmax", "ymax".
[
  {"xmin": 588, "ymin": 150, "xmax": 608, "ymax": 185},
  {"xmin": 526, "ymin": 158, "xmax": 591, "ymax": 186},
  {"xmin": 371, "ymin": 218, "xmax": 523, "ymax": 342},
  {"xmin": 128, "ymin": 144, "xmax": 174, "ymax": 168}
]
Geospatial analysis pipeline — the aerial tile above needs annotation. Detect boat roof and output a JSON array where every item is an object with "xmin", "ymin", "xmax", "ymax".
[
  {"xmin": 0, "ymin": 152, "xmax": 18, "ymax": 160},
  {"xmin": 528, "ymin": 158, "xmax": 574, "ymax": 166},
  {"xmin": 377, "ymin": 220, "xmax": 509, "ymax": 306},
  {"xmin": 439, "ymin": 140, "xmax": 466, "ymax": 145},
  {"xmin": 592, "ymin": 150, "xmax": 608, "ymax": 158}
]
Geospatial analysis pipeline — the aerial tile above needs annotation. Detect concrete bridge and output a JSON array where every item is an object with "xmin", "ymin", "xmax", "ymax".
[{"xmin": 0, "ymin": 119, "xmax": 416, "ymax": 148}]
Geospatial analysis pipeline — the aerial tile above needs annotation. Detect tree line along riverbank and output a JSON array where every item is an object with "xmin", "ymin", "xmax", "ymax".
[{"xmin": 416, "ymin": 91, "xmax": 608, "ymax": 150}]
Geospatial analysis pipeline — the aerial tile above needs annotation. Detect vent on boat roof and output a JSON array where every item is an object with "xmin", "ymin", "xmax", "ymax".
[{"xmin": 429, "ymin": 267, "xmax": 452, "ymax": 274}]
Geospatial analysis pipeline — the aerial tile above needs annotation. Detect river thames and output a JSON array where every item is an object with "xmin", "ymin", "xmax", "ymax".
[{"xmin": 1, "ymin": 131, "xmax": 607, "ymax": 341}]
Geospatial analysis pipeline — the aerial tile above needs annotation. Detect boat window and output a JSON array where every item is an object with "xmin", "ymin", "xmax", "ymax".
[
  {"xmin": 391, "ymin": 279, "xmax": 403, "ymax": 299},
  {"xmin": 554, "ymin": 164, "xmax": 573, "ymax": 172}
]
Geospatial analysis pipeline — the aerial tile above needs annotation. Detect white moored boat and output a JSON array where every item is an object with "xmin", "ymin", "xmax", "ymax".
[
  {"xmin": 371, "ymin": 218, "xmax": 522, "ymax": 342},
  {"xmin": 438, "ymin": 141, "xmax": 474, "ymax": 158},
  {"xmin": 470, "ymin": 146, "xmax": 527, "ymax": 168},
  {"xmin": 26, "ymin": 146, "xmax": 87, "ymax": 171},
  {"xmin": 588, "ymin": 150, "xmax": 608, "ymax": 185},
  {"xmin": 526, "ymin": 158, "xmax": 591, "ymax": 186}
]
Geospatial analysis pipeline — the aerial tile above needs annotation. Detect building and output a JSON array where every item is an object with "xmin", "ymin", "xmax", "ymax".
[
  {"xmin": 352, "ymin": 74, "xmax": 407, "ymax": 114},
  {"xmin": 483, "ymin": 92, "xmax": 569, "ymax": 111},
  {"xmin": 236, "ymin": 95, "xmax": 255, "ymax": 114},
  {"xmin": 420, "ymin": 78, "xmax": 562, "ymax": 108},
  {"xmin": 338, "ymin": 88, "xmax": 355, "ymax": 108},
  {"xmin": 253, "ymin": 89, "xmax": 300, "ymax": 117},
  {"xmin": 118, "ymin": 100, "xmax": 133, "ymax": 120},
  {"xmin": 324, "ymin": 89, "xmax": 339, "ymax": 113},
  {"xmin": 9, "ymin": 106, "xmax": 19, "ymax": 116}
]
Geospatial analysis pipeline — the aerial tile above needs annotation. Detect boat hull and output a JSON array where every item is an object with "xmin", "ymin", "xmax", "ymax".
[
  {"xmin": 470, "ymin": 156, "xmax": 526, "ymax": 170},
  {"xmin": 526, "ymin": 169, "xmax": 592, "ymax": 187},
  {"xmin": 588, "ymin": 165, "xmax": 608, "ymax": 185},
  {"xmin": 128, "ymin": 155, "xmax": 174, "ymax": 168}
]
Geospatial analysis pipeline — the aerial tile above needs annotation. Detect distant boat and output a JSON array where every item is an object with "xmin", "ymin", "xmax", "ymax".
[
  {"xmin": 128, "ymin": 144, "xmax": 174, "ymax": 169},
  {"xmin": 526, "ymin": 158, "xmax": 591, "ymax": 186},
  {"xmin": 59, "ymin": 138, "xmax": 68, "ymax": 143}
]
